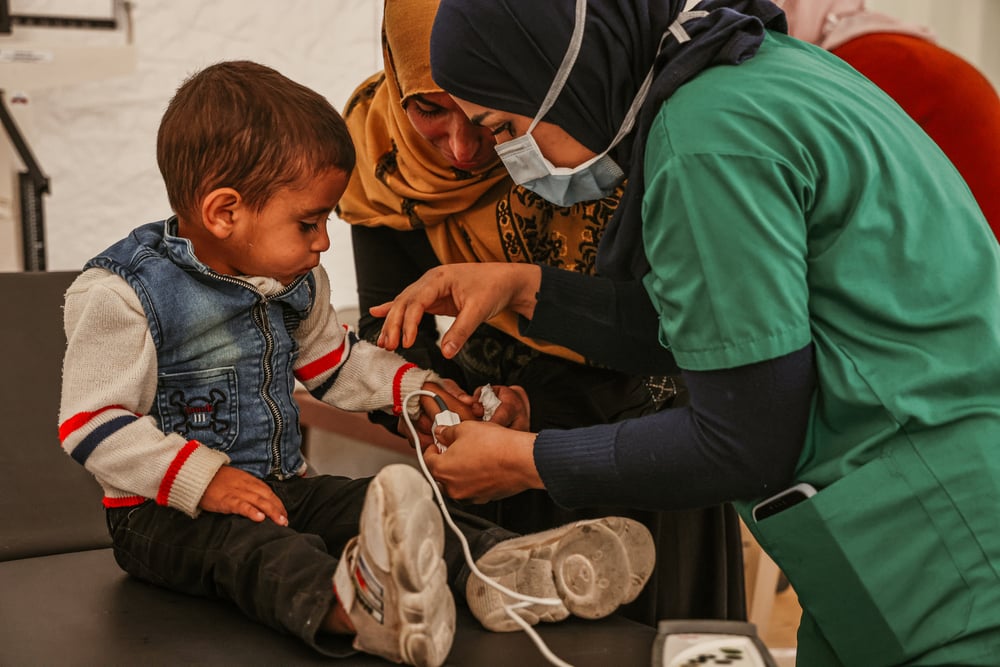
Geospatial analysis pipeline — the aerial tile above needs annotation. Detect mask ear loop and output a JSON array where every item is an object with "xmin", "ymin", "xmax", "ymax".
[
  {"xmin": 524, "ymin": 0, "xmax": 588, "ymax": 135},
  {"xmin": 608, "ymin": 0, "xmax": 709, "ymax": 150},
  {"xmin": 671, "ymin": 0, "xmax": 710, "ymax": 42},
  {"xmin": 524, "ymin": 0, "xmax": 708, "ymax": 162}
]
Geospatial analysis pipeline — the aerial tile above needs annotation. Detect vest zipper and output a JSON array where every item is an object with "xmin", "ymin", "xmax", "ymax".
[
  {"xmin": 214, "ymin": 273, "xmax": 300, "ymax": 478},
  {"xmin": 249, "ymin": 302, "xmax": 282, "ymax": 476}
]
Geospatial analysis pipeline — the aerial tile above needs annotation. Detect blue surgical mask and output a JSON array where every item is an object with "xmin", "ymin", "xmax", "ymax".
[
  {"xmin": 496, "ymin": 0, "xmax": 707, "ymax": 207},
  {"xmin": 496, "ymin": 133, "xmax": 625, "ymax": 207}
]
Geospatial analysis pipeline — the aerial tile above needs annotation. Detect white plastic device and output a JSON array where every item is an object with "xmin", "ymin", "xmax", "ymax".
[
  {"xmin": 427, "ymin": 393, "xmax": 461, "ymax": 453},
  {"xmin": 432, "ymin": 408, "xmax": 461, "ymax": 453},
  {"xmin": 653, "ymin": 621, "xmax": 778, "ymax": 667}
]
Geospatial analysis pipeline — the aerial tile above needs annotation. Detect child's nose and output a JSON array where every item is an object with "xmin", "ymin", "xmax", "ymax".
[{"xmin": 313, "ymin": 223, "xmax": 331, "ymax": 252}]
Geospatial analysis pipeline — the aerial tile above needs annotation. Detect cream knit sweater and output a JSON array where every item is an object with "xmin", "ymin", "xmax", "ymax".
[{"xmin": 59, "ymin": 265, "xmax": 436, "ymax": 517}]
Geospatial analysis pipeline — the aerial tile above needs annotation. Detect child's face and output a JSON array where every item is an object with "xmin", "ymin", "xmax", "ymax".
[{"xmin": 221, "ymin": 168, "xmax": 349, "ymax": 285}]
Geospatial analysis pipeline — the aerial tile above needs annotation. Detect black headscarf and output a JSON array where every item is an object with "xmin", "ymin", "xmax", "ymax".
[{"xmin": 430, "ymin": 0, "xmax": 787, "ymax": 280}]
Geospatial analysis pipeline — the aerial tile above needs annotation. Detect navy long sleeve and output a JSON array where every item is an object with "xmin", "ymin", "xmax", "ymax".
[
  {"xmin": 525, "ymin": 264, "xmax": 815, "ymax": 510},
  {"xmin": 521, "ymin": 265, "xmax": 678, "ymax": 375}
]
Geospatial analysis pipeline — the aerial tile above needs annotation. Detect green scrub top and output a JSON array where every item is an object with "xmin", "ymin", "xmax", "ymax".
[{"xmin": 640, "ymin": 32, "xmax": 1000, "ymax": 666}]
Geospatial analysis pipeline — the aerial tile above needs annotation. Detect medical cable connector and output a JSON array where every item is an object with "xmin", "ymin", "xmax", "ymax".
[
  {"xmin": 429, "ymin": 394, "xmax": 461, "ymax": 453},
  {"xmin": 403, "ymin": 389, "xmax": 575, "ymax": 667}
]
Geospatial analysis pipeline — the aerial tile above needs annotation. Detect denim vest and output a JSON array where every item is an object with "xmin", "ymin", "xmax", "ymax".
[{"xmin": 86, "ymin": 218, "xmax": 315, "ymax": 479}]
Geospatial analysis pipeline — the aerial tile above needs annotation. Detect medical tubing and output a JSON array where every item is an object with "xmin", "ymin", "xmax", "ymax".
[{"xmin": 402, "ymin": 390, "xmax": 574, "ymax": 667}]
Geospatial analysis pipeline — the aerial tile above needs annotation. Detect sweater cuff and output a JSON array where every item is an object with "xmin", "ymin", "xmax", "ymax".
[
  {"xmin": 396, "ymin": 365, "xmax": 438, "ymax": 419},
  {"xmin": 533, "ymin": 422, "xmax": 626, "ymax": 509},
  {"xmin": 163, "ymin": 443, "xmax": 230, "ymax": 518}
]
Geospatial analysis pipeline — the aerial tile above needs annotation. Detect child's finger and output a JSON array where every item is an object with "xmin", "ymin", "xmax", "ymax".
[{"xmin": 244, "ymin": 488, "xmax": 288, "ymax": 526}]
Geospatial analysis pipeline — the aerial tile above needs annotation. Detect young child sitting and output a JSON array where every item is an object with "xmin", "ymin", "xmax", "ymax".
[{"xmin": 57, "ymin": 60, "xmax": 654, "ymax": 667}]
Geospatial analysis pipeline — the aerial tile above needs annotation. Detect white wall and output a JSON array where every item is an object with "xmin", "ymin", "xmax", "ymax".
[
  {"xmin": 2, "ymin": 0, "xmax": 383, "ymax": 309},
  {"xmin": 2, "ymin": 1, "xmax": 997, "ymax": 310}
]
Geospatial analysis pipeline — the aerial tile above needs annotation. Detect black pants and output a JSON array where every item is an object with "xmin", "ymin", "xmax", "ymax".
[{"xmin": 106, "ymin": 473, "xmax": 514, "ymax": 657}]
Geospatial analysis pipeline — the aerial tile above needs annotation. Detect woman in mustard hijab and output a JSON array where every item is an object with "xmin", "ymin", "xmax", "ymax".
[
  {"xmin": 336, "ymin": 0, "xmax": 746, "ymax": 626},
  {"xmin": 338, "ymin": 0, "xmax": 653, "ymax": 424}
]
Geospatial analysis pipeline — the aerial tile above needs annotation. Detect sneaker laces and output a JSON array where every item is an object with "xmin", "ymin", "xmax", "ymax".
[{"xmin": 403, "ymin": 389, "xmax": 575, "ymax": 667}]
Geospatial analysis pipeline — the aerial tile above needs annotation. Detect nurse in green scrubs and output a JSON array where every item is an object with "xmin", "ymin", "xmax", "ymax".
[{"xmin": 375, "ymin": 1, "xmax": 1000, "ymax": 664}]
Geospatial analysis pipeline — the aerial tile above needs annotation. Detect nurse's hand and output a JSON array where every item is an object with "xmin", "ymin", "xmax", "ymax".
[
  {"xmin": 425, "ymin": 421, "xmax": 543, "ymax": 503},
  {"xmin": 371, "ymin": 263, "xmax": 541, "ymax": 359}
]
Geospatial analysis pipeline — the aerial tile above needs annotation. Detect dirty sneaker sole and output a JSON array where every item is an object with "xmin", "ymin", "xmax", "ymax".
[{"xmin": 467, "ymin": 517, "xmax": 655, "ymax": 632}]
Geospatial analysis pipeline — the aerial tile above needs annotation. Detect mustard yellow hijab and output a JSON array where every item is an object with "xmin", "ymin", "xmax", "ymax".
[{"xmin": 337, "ymin": 0, "xmax": 623, "ymax": 364}]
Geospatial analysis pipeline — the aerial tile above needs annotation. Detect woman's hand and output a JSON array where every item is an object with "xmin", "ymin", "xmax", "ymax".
[
  {"xmin": 371, "ymin": 263, "xmax": 542, "ymax": 358},
  {"xmin": 425, "ymin": 421, "xmax": 543, "ymax": 503}
]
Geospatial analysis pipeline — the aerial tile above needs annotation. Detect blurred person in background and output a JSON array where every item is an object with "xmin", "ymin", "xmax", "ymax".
[{"xmin": 779, "ymin": 0, "xmax": 1000, "ymax": 238}]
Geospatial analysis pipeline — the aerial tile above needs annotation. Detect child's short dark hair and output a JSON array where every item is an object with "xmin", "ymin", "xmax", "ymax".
[{"xmin": 157, "ymin": 60, "xmax": 356, "ymax": 223}]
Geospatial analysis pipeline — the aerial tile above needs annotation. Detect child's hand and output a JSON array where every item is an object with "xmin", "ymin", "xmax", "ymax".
[
  {"xmin": 420, "ymin": 381, "xmax": 477, "ymax": 420},
  {"xmin": 398, "ymin": 381, "xmax": 477, "ymax": 449},
  {"xmin": 475, "ymin": 384, "xmax": 531, "ymax": 431},
  {"xmin": 200, "ymin": 465, "xmax": 289, "ymax": 526}
]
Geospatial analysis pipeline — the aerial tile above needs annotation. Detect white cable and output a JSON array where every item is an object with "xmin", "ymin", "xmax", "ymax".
[{"xmin": 403, "ymin": 390, "xmax": 574, "ymax": 667}]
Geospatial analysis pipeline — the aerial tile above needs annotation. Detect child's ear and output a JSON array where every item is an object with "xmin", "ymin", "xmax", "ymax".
[{"xmin": 201, "ymin": 188, "xmax": 243, "ymax": 240}]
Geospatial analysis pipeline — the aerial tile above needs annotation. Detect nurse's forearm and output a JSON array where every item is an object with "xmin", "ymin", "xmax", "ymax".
[
  {"xmin": 534, "ymin": 345, "xmax": 815, "ymax": 510},
  {"xmin": 522, "ymin": 264, "xmax": 678, "ymax": 375}
]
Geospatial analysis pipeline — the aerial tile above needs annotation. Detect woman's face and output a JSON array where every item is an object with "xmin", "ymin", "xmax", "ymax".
[
  {"xmin": 452, "ymin": 97, "xmax": 597, "ymax": 169},
  {"xmin": 403, "ymin": 92, "xmax": 498, "ymax": 171}
]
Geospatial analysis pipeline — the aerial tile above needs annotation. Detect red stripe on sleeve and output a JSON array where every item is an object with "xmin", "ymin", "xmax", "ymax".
[
  {"xmin": 156, "ymin": 440, "xmax": 200, "ymax": 506},
  {"xmin": 103, "ymin": 495, "xmax": 147, "ymax": 508},
  {"xmin": 294, "ymin": 325, "xmax": 350, "ymax": 382},
  {"xmin": 392, "ymin": 363, "xmax": 417, "ymax": 415},
  {"xmin": 59, "ymin": 404, "xmax": 132, "ymax": 442}
]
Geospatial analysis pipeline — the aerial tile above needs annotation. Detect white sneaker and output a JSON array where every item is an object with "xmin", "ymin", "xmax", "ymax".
[
  {"xmin": 333, "ymin": 464, "xmax": 455, "ymax": 666},
  {"xmin": 466, "ymin": 517, "xmax": 655, "ymax": 632}
]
